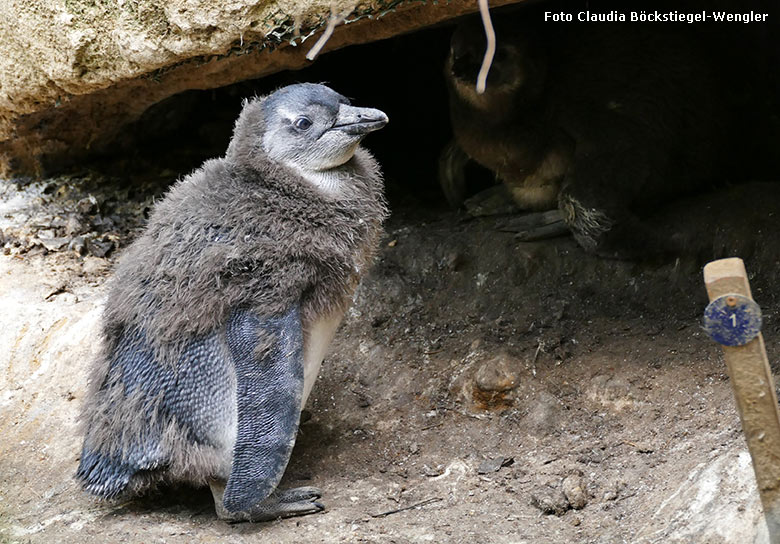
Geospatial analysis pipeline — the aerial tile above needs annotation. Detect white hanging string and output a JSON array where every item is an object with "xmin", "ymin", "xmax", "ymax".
[
  {"xmin": 306, "ymin": 9, "xmax": 349, "ymax": 61},
  {"xmin": 476, "ymin": 0, "xmax": 496, "ymax": 94}
]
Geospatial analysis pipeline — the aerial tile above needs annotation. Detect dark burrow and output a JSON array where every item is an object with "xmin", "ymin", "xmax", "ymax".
[
  {"xmin": 4, "ymin": 0, "xmax": 780, "ymax": 268},
  {"xmin": 103, "ymin": 0, "xmax": 780, "ymax": 198}
]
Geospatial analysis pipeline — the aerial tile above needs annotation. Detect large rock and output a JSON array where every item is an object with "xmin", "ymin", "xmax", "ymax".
[
  {"xmin": 637, "ymin": 446, "xmax": 769, "ymax": 544},
  {"xmin": 0, "ymin": 0, "xmax": 520, "ymax": 175}
]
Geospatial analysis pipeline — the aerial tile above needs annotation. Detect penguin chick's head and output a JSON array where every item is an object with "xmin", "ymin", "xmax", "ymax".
[
  {"xmin": 260, "ymin": 83, "xmax": 388, "ymax": 173},
  {"xmin": 447, "ymin": 19, "xmax": 545, "ymax": 111}
]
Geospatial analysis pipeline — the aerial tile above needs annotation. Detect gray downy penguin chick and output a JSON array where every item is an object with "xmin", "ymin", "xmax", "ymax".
[{"xmin": 76, "ymin": 83, "xmax": 389, "ymax": 522}]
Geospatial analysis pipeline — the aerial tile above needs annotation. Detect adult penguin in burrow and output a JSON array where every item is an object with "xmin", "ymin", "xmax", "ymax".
[
  {"xmin": 76, "ymin": 83, "xmax": 389, "ymax": 522},
  {"xmin": 441, "ymin": 15, "xmax": 724, "ymax": 258}
]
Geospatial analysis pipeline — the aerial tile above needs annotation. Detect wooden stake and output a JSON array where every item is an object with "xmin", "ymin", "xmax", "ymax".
[{"xmin": 703, "ymin": 257, "xmax": 780, "ymax": 538}]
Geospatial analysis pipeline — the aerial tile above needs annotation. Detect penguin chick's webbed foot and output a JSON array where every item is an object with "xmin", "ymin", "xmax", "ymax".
[
  {"xmin": 463, "ymin": 185, "xmax": 521, "ymax": 218},
  {"xmin": 211, "ymin": 481, "xmax": 323, "ymax": 522},
  {"xmin": 497, "ymin": 209, "xmax": 570, "ymax": 241}
]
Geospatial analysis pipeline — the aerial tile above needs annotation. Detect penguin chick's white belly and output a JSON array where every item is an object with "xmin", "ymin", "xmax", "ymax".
[{"xmin": 302, "ymin": 310, "xmax": 345, "ymax": 407}]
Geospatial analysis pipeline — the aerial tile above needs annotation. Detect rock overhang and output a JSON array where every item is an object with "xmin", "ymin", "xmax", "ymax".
[{"xmin": 0, "ymin": 0, "xmax": 522, "ymax": 176}]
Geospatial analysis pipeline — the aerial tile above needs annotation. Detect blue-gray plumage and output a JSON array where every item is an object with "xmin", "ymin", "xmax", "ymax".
[
  {"xmin": 77, "ymin": 83, "xmax": 388, "ymax": 522},
  {"xmin": 78, "ymin": 323, "xmax": 234, "ymax": 498}
]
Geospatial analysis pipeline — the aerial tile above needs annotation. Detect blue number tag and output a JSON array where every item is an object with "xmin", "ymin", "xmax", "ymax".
[{"xmin": 703, "ymin": 294, "xmax": 762, "ymax": 347}]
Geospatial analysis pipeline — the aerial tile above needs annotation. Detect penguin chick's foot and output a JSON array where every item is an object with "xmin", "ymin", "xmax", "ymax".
[
  {"xmin": 463, "ymin": 184, "xmax": 521, "ymax": 217},
  {"xmin": 497, "ymin": 209, "xmax": 570, "ymax": 241},
  {"xmin": 211, "ymin": 481, "xmax": 324, "ymax": 523}
]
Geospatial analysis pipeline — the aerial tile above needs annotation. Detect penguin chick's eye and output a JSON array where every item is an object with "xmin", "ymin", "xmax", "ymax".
[{"xmin": 294, "ymin": 117, "xmax": 313, "ymax": 130}]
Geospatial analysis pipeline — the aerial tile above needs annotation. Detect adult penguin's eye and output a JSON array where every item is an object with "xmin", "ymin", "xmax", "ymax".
[{"xmin": 294, "ymin": 117, "xmax": 313, "ymax": 130}]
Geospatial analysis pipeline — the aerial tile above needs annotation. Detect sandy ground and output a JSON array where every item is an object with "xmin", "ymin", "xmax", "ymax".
[{"xmin": 1, "ymin": 172, "xmax": 778, "ymax": 543}]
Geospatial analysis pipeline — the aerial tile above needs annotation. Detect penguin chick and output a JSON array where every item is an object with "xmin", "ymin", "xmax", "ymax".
[
  {"xmin": 76, "ymin": 83, "xmax": 389, "ymax": 522},
  {"xmin": 443, "ymin": 16, "xmax": 723, "ymax": 258},
  {"xmin": 442, "ymin": 18, "xmax": 567, "ymax": 212}
]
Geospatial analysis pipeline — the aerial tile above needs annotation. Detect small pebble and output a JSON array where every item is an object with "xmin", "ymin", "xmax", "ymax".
[
  {"xmin": 77, "ymin": 195, "xmax": 99, "ymax": 215},
  {"xmin": 477, "ymin": 457, "xmax": 513, "ymax": 474},
  {"xmin": 562, "ymin": 473, "xmax": 588, "ymax": 510},
  {"xmin": 530, "ymin": 485, "xmax": 569, "ymax": 516}
]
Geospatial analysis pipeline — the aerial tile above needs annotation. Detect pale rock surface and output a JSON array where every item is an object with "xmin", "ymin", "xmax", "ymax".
[{"xmin": 0, "ymin": 0, "xmax": 519, "ymax": 175}]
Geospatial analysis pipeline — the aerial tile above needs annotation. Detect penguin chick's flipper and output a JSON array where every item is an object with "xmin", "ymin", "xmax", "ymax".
[
  {"xmin": 220, "ymin": 305, "xmax": 308, "ymax": 518},
  {"xmin": 211, "ymin": 480, "xmax": 323, "ymax": 522},
  {"xmin": 438, "ymin": 140, "xmax": 471, "ymax": 209}
]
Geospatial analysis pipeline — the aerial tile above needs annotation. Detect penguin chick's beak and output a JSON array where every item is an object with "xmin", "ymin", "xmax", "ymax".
[{"xmin": 330, "ymin": 105, "xmax": 388, "ymax": 136}]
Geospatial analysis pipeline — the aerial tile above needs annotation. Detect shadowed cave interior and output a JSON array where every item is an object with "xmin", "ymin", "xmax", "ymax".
[{"xmin": 91, "ymin": 0, "xmax": 780, "ymax": 233}]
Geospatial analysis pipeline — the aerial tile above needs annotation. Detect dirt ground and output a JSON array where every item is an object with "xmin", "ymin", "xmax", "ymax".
[{"xmin": 1, "ymin": 169, "xmax": 779, "ymax": 543}]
